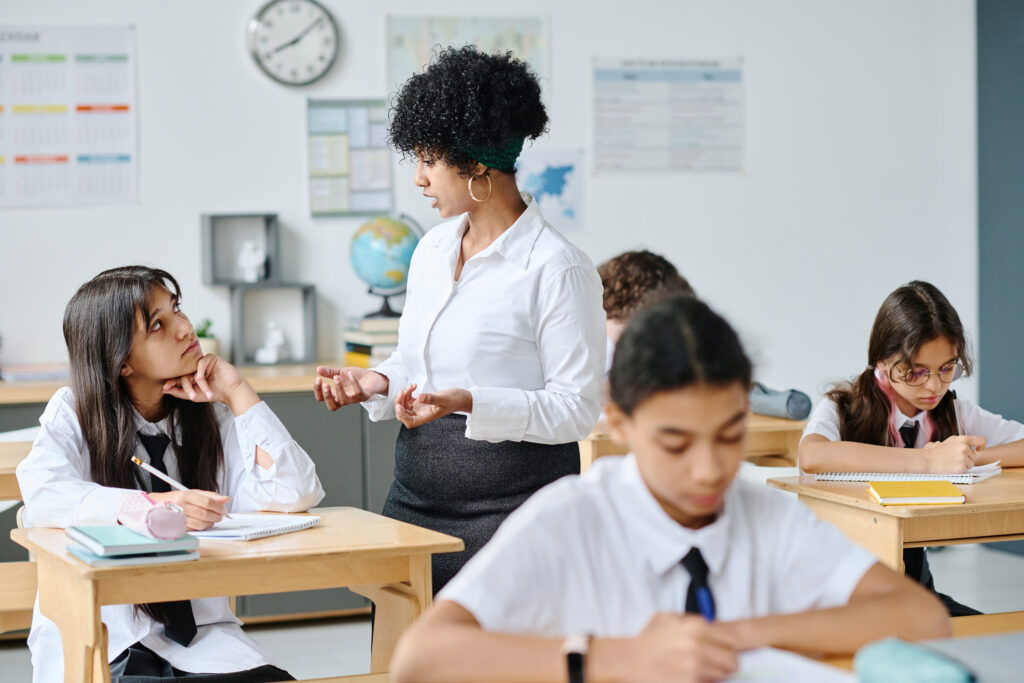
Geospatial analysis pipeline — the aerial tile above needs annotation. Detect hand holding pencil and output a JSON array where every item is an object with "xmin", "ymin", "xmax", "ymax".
[{"xmin": 132, "ymin": 456, "xmax": 232, "ymax": 530}]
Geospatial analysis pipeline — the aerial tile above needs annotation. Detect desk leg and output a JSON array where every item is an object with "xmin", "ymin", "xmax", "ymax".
[
  {"xmin": 352, "ymin": 554, "xmax": 433, "ymax": 673},
  {"xmin": 578, "ymin": 440, "xmax": 596, "ymax": 472},
  {"xmin": 36, "ymin": 555, "xmax": 110, "ymax": 683},
  {"xmin": 799, "ymin": 496, "xmax": 905, "ymax": 572}
]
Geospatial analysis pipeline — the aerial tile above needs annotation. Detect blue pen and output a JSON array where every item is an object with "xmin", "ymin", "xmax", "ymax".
[{"xmin": 695, "ymin": 586, "xmax": 715, "ymax": 622}]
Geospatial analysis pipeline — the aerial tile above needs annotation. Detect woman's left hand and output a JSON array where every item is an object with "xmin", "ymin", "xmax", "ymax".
[
  {"xmin": 394, "ymin": 384, "xmax": 472, "ymax": 429},
  {"xmin": 163, "ymin": 354, "xmax": 257, "ymax": 414}
]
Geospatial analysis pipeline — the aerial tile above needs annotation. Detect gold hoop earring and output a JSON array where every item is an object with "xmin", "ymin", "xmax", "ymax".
[{"xmin": 468, "ymin": 172, "xmax": 492, "ymax": 202}]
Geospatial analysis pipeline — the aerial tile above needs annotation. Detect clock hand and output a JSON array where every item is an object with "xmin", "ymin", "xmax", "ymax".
[{"xmin": 271, "ymin": 16, "xmax": 324, "ymax": 54}]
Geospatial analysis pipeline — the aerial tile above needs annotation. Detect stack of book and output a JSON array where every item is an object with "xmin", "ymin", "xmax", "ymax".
[
  {"xmin": 344, "ymin": 317, "xmax": 399, "ymax": 368},
  {"xmin": 65, "ymin": 525, "xmax": 199, "ymax": 567}
]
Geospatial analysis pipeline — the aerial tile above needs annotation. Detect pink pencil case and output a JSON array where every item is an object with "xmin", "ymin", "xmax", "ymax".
[{"xmin": 117, "ymin": 491, "xmax": 187, "ymax": 540}]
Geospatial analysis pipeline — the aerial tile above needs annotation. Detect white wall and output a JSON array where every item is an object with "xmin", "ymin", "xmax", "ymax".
[{"xmin": 0, "ymin": 0, "xmax": 978, "ymax": 402}]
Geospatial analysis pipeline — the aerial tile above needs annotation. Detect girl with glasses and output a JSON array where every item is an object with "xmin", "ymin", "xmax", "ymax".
[{"xmin": 798, "ymin": 280, "xmax": 1024, "ymax": 616}]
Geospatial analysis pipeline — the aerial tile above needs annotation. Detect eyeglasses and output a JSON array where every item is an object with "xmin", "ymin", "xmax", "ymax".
[{"xmin": 890, "ymin": 362, "xmax": 964, "ymax": 387}]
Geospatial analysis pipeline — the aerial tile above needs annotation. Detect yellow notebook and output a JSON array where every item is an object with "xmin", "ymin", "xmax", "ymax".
[
  {"xmin": 868, "ymin": 481, "xmax": 965, "ymax": 505},
  {"xmin": 344, "ymin": 351, "xmax": 371, "ymax": 369}
]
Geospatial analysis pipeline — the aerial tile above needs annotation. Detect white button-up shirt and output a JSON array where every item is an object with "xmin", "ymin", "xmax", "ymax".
[
  {"xmin": 803, "ymin": 396, "xmax": 1024, "ymax": 448},
  {"xmin": 16, "ymin": 387, "xmax": 326, "ymax": 682},
  {"xmin": 440, "ymin": 454, "xmax": 876, "ymax": 636},
  {"xmin": 364, "ymin": 197, "xmax": 605, "ymax": 444}
]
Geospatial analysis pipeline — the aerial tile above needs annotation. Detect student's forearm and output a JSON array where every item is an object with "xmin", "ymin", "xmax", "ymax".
[
  {"xmin": 391, "ymin": 620, "xmax": 631, "ymax": 683},
  {"xmin": 726, "ymin": 588, "xmax": 950, "ymax": 654},
  {"xmin": 799, "ymin": 439, "xmax": 926, "ymax": 473},
  {"xmin": 977, "ymin": 440, "xmax": 1024, "ymax": 467}
]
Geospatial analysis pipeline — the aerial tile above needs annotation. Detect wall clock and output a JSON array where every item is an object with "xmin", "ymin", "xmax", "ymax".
[{"xmin": 248, "ymin": 0, "xmax": 339, "ymax": 86}]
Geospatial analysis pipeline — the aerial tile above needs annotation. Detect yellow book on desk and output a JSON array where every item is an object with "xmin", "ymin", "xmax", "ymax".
[{"xmin": 868, "ymin": 481, "xmax": 965, "ymax": 505}]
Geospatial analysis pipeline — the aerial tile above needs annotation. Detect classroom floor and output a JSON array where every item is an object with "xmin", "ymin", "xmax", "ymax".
[{"xmin": 1, "ymin": 544, "xmax": 1023, "ymax": 680}]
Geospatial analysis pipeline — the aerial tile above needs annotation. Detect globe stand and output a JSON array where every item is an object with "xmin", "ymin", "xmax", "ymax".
[{"xmin": 364, "ymin": 288, "xmax": 400, "ymax": 318}]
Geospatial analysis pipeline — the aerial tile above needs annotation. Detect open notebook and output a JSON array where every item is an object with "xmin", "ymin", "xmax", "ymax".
[
  {"xmin": 813, "ymin": 460, "xmax": 1001, "ymax": 484},
  {"xmin": 190, "ymin": 513, "xmax": 321, "ymax": 541}
]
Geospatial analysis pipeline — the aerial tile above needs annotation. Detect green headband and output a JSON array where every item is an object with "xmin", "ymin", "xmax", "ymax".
[{"xmin": 466, "ymin": 137, "xmax": 525, "ymax": 173}]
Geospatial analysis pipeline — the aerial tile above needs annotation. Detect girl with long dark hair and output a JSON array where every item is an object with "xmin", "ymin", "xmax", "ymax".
[
  {"xmin": 799, "ymin": 280, "xmax": 1024, "ymax": 616},
  {"xmin": 17, "ymin": 266, "xmax": 324, "ymax": 682}
]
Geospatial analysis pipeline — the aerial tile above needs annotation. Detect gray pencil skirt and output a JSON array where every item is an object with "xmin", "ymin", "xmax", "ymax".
[{"xmin": 381, "ymin": 414, "xmax": 580, "ymax": 594}]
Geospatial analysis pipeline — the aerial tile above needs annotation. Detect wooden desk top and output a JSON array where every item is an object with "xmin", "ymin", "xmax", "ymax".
[
  {"xmin": 769, "ymin": 469, "xmax": 1024, "ymax": 518},
  {"xmin": 0, "ymin": 362, "xmax": 343, "ymax": 405},
  {"xmin": 11, "ymin": 507, "xmax": 463, "ymax": 581},
  {"xmin": 0, "ymin": 441, "xmax": 32, "ymax": 476},
  {"xmin": 586, "ymin": 412, "xmax": 805, "ymax": 441}
]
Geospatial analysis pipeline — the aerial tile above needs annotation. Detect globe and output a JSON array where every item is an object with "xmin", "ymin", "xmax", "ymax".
[{"xmin": 350, "ymin": 215, "xmax": 422, "ymax": 316}]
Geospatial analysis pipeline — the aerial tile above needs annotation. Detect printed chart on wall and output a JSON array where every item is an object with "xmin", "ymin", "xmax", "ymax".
[
  {"xmin": 0, "ymin": 26, "xmax": 137, "ymax": 206},
  {"xmin": 594, "ymin": 58, "xmax": 744, "ymax": 173},
  {"xmin": 307, "ymin": 99, "xmax": 392, "ymax": 216},
  {"xmin": 386, "ymin": 16, "xmax": 548, "ymax": 95}
]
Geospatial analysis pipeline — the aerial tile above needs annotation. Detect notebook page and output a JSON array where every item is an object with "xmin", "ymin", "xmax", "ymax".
[{"xmin": 190, "ymin": 513, "xmax": 321, "ymax": 540}]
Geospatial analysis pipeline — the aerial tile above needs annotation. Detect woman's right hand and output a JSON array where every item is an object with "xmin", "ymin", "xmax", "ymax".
[
  {"xmin": 148, "ymin": 489, "xmax": 229, "ymax": 531},
  {"xmin": 921, "ymin": 435, "xmax": 987, "ymax": 473},
  {"xmin": 314, "ymin": 366, "xmax": 389, "ymax": 411}
]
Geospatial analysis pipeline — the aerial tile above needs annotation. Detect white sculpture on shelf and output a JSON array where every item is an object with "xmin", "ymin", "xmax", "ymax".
[
  {"xmin": 237, "ymin": 240, "xmax": 266, "ymax": 283},
  {"xmin": 253, "ymin": 321, "xmax": 289, "ymax": 364}
]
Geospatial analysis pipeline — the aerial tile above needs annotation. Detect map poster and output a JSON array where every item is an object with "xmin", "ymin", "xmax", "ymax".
[
  {"xmin": 385, "ymin": 16, "xmax": 548, "ymax": 96},
  {"xmin": 516, "ymin": 148, "xmax": 584, "ymax": 234},
  {"xmin": 594, "ymin": 58, "xmax": 744, "ymax": 173},
  {"xmin": 0, "ymin": 25, "xmax": 138, "ymax": 206}
]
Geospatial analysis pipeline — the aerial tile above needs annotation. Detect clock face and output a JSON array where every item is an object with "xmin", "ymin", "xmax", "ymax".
[{"xmin": 248, "ymin": 0, "xmax": 339, "ymax": 86}]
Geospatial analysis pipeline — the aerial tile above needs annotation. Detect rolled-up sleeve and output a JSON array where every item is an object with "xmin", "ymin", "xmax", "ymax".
[
  {"xmin": 465, "ymin": 264, "xmax": 605, "ymax": 444},
  {"xmin": 222, "ymin": 402, "xmax": 325, "ymax": 512}
]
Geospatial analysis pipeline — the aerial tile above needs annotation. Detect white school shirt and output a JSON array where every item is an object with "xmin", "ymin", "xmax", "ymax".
[
  {"xmin": 16, "ymin": 387, "xmax": 326, "ymax": 683},
  {"xmin": 803, "ymin": 396, "xmax": 1024, "ymax": 449},
  {"xmin": 439, "ymin": 454, "xmax": 876, "ymax": 637},
  {"xmin": 363, "ymin": 196, "xmax": 605, "ymax": 444}
]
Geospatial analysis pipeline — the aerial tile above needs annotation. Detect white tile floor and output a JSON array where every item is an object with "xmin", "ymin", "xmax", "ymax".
[{"xmin": 2, "ymin": 543, "xmax": 1023, "ymax": 680}]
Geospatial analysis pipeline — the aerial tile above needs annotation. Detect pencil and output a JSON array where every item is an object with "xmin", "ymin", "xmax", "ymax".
[{"xmin": 131, "ymin": 456, "xmax": 232, "ymax": 519}]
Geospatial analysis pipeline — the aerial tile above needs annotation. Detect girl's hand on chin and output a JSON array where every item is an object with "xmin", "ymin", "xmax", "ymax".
[{"xmin": 162, "ymin": 354, "xmax": 245, "ymax": 405}]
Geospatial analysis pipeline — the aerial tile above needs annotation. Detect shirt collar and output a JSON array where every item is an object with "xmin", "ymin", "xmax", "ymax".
[
  {"xmin": 420, "ymin": 193, "xmax": 545, "ymax": 271},
  {"xmin": 132, "ymin": 405, "xmax": 173, "ymax": 439},
  {"xmin": 893, "ymin": 405, "xmax": 924, "ymax": 429},
  {"xmin": 612, "ymin": 455, "xmax": 734, "ymax": 579}
]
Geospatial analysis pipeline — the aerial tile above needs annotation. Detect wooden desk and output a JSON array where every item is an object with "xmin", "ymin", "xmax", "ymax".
[
  {"xmin": 0, "ymin": 441, "xmax": 30, "ymax": 500},
  {"xmin": 579, "ymin": 413, "xmax": 807, "ymax": 471},
  {"xmin": 768, "ymin": 470, "xmax": 1024, "ymax": 571},
  {"xmin": 11, "ymin": 507, "xmax": 463, "ymax": 682},
  {"xmin": 0, "ymin": 362, "xmax": 342, "ymax": 406}
]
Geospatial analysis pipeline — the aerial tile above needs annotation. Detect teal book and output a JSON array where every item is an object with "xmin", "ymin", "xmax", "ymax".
[
  {"xmin": 66, "ymin": 544, "xmax": 199, "ymax": 567},
  {"xmin": 65, "ymin": 525, "xmax": 197, "ymax": 557}
]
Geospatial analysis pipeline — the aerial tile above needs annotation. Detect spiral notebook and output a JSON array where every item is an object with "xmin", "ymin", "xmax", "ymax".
[
  {"xmin": 189, "ymin": 513, "xmax": 321, "ymax": 541},
  {"xmin": 813, "ymin": 461, "xmax": 1001, "ymax": 484}
]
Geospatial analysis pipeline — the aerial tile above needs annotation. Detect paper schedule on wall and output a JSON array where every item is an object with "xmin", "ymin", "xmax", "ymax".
[
  {"xmin": 307, "ymin": 99, "xmax": 392, "ymax": 216},
  {"xmin": 0, "ymin": 26, "xmax": 137, "ymax": 206},
  {"xmin": 593, "ymin": 58, "xmax": 744, "ymax": 173}
]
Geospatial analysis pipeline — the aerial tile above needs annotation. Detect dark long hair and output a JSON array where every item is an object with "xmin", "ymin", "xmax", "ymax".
[
  {"xmin": 826, "ymin": 281, "xmax": 971, "ymax": 446},
  {"xmin": 63, "ymin": 266, "xmax": 223, "ymax": 624},
  {"xmin": 610, "ymin": 296, "xmax": 752, "ymax": 414}
]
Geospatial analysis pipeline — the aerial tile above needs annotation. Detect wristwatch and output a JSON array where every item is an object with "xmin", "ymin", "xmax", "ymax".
[{"xmin": 561, "ymin": 634, "xmax": 591, "ymax": 683}]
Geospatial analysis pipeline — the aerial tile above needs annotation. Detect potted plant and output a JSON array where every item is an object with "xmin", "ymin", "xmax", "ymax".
[{"xmin": 195, "ymin": 319, "xmax": 220, "ymax": 356}]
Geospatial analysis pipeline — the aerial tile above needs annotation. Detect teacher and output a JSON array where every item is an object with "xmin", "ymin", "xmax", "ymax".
[{"xmin": 314, "ymin": 45, "xmax": 605, "ymax": 592}]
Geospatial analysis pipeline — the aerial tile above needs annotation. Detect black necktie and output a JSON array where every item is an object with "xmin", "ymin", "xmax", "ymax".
[
  {"xmin": 137, "ymin": 431, "xmax": 197, "ymax": 647},
  {"xmin": 899, "ymin": 422, "xmax": 920, "ymax": 449},
  {"xmin": 681, "ymin": 547, "xmax": 716, "ymax": 620}
]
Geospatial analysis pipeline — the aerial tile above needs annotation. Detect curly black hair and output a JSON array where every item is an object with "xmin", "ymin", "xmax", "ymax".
[{"xmin": 388, "ymin": 45, "xmax": 549, "ymax": 176}]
